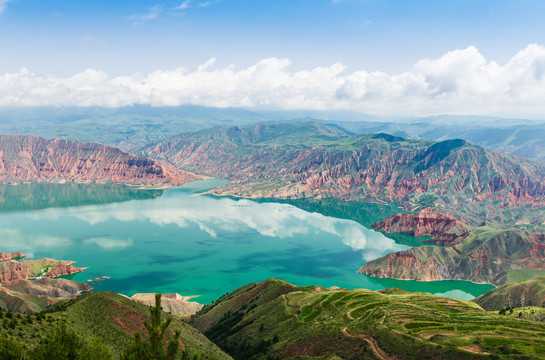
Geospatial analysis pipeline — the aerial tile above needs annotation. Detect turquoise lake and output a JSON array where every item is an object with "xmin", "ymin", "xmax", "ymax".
[{"xmin": 0, "ymin": 179, "xmax": 494, "ymax": 303}]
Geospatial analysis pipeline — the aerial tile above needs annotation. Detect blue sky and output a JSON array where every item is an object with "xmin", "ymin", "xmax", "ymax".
[{"xmin": 1, "ymin": 0, "xmax": 545, "ymax": 116}]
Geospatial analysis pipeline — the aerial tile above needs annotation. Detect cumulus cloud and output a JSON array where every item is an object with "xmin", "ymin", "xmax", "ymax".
[{"xmin": 1, "ymin": 44, "xmax": 545, "ymax": 116}]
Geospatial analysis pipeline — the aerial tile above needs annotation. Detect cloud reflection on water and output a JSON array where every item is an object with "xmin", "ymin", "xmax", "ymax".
[
  {"xmin": 0, "ymin": 228, "xmax": 72, "ymax": 258},
  {"xmin": 32, "ymin": 192, "xmax": 407, "ymax": 260}
]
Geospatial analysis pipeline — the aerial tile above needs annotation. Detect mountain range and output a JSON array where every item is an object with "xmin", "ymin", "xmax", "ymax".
[
  {"xmin": 2, "ymin": 106, "xmax": 545, "ymax": 162},
  {"xmin": 139, "ymin": 122, "xmax": 545, "ymax": 227}
]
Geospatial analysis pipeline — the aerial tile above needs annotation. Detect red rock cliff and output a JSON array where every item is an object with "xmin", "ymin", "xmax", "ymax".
[
  {"xmin": 372, "ymin": 209, "xmax": 471, "ymax": 247},
  {"xmin": 0, "ymin": 135, "xmax": 196, "ymax": 186},
  {"xmin": 0, "ymin": 252, "xmax": 25, "ymax": 261}
]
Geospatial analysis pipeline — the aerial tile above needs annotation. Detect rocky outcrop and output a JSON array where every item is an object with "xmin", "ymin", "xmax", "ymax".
[
  {"xmin": 0, "ymin": 252, "xmax": 25, "ymax": 261},
  {"xmin": 0, "ymin": 261, "xmax": 32, "ymax": 283},
  {"xmin": 45, "ymin": 263, "xmax": 86, "ymax": 278},
  {"xmin": 0, "ymin": 135, "xmax": 197, "ymax": 186},
  {"xmin": 130, "ymin": 293, "xmax": 203, "ymax": 315},
  {"xmin": 372, "ymin": 209, "xmax": 471, "ymax": 247},
  {"xmin": 4, "ymin": 278, "xmax": 92, "ymax": 298},
  {"xmin": 0, "ymin": 254, "xmax": 92, "ymax": 312},
  {"xmin": 0, "ymin": 257, "xmax": 86, "ymax": 284}
]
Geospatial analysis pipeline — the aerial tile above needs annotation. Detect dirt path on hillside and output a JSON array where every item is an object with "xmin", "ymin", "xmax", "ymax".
[{"xmin": 342, "ymin": 327, "xmax": 397, "ymax": 360}]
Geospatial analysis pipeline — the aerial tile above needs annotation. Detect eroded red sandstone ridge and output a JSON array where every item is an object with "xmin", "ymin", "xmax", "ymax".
[
  {"xmin": 140, "ymin": 126, "xmax": 545, "ymax": 217},
  {"xmin": 371, "ymin": 209, "xmax": 471, "ymax": 247},
  {"xmin": 0, "ymin": 256, "xmax": 86, "ymax": 284},
  {"xmin": 0, "ymin": 252, "xmax": 25, "ymax": 261},
  {"xmin": 0, "ymin": 135, "xmax": 196, "ymax": 186},
  {"xmin": 0, "ymin": 253, "xmax": 93, "ymax": 312},
  {"xmin": 359, "ymin": 227, "xmax": 545, "ymax": 285}
]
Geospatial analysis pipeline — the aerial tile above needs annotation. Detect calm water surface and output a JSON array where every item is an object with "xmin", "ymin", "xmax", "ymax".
[{"xmin": 0, "ymin": 179, "xmax": 493, "ymax": 303}]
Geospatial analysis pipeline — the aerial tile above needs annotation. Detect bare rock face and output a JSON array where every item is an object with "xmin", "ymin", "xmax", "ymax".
[
  {"xmin": 0, "ymin": 261, "xmax": 32, "ymax": 283},
  {"xmin": 0, "ymin": 278, "xmax": 92, "ymax": 312},
  {"xmin": 0, "ymin": 257, "xmax": 86, "ymax": 284},
  {"xmin": 130, "ymin": 293, "xmax": 203, "ymax": 315},
  {"xmin": 0, "ymin": 253, "xmax": 92, "ymax": 312},
  {"xmin": 0, "ymin": 135, "xmax": 196, "ymax": 186},
  {"xmin": 4, "ymin": 278, "xmax": 92, "ymax": 298},
  {"xmin": 372, "ymin": 209, "xmax": 471, "ymax": 247},
  {"xmin": 0, "ymin": 252, "xmax": 25, "ymax": 261}
]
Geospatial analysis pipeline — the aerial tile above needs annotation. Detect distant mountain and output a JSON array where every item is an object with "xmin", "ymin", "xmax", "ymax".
[
  {"xmin": 190, "ymin": 278, "xmax": 545, "ymax": 359},
  {"xmin": 0, "ymin": 105, "xmax": 266, "ymax": 151},
  {"xmin": 3, "ymin": 105, "xmax": 545, "ymax": 161},
  {"xmin": 320, "ymin": 118, "xmax": 545, "ymax": 162},
  {"xmin": 140, "ymin": 122, "xmax": 545, "ymax": 226},
  {"xmin": 0, "ymin": 135, "xmax": 196, "ymax": 186}
]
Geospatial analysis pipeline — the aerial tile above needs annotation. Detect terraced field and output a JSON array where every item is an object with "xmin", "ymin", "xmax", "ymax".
[{"xmin": 191, "ymin": 279, "xmax": 545, "ymax": 359}]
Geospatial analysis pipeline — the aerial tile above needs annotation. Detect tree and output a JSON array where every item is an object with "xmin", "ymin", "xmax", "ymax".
[{"xmin": 124, "ymin": 293, "xmax": 182, "ymax": 360}]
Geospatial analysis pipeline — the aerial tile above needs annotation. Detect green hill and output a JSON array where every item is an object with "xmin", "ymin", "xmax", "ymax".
[
  {"xmin": 190, "ymin": 278, "xmax": 545, "ymax": 359},
  {"xmin": 475, "ymin": 276, "xmax": 545, "ymax": 311},
  {"xmin": 0, "ymin": 291, "xmax": 231, "ymax": 359}
]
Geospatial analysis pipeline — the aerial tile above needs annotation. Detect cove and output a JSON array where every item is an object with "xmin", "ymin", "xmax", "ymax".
[{"xmin": 0, "ymin": 179, "xmax": 493, "ymax": 304}]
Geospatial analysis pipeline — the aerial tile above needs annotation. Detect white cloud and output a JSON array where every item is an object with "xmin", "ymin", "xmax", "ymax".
[
  {"xmin": 175, "ymin": 0, "xmax": 191, "ymax": 10},
  {"xmin": 197, "ymin": 0, "xmax": 219, "ymax": 7},
  {"xmin": 0, "ymin": 0, "xmax": 10, "ymax": 14},
  {"xmin": 128, "ymin": 4, "xmax": 162, "ymax": 21},
  {"xmin": 2, "ymin": 44, "xmax": 545, "ymax": 117},
  {"xmin": 175, "ymin": 0, "xmax": 218, "ymax": 10}
]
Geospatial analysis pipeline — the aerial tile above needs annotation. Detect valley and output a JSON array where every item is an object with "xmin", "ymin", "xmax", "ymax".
[
  {"xmin": 1, "ymin": 119, "xmax": 545, "ymax": 359},
  {"xmin": 4, "ymin": 1, "xmax": 545, "ymax": 358}
]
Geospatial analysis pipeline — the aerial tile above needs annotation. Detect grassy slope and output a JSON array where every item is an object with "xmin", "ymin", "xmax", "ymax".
[
  {"xmin": 0, "ymin": 291, "xmax": 231, "ymax": 359},
  {"xmin": 475, "ymin": 276, "xmax": 545, "ymax": 311},
  {"xmin": 191, "ymin": 278, "xmax": 545, "ymax": 360}
]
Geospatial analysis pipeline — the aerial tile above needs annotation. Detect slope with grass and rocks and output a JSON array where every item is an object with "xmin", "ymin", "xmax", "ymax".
[{"xmin": 190, "ymin": 278, "xmax": 545, "ymax": 359}]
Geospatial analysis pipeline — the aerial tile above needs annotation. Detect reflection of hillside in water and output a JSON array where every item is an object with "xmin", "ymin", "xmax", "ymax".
[{"xmin": 0, "ymin": 183, "xmax": 165, "ymax": 212}]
